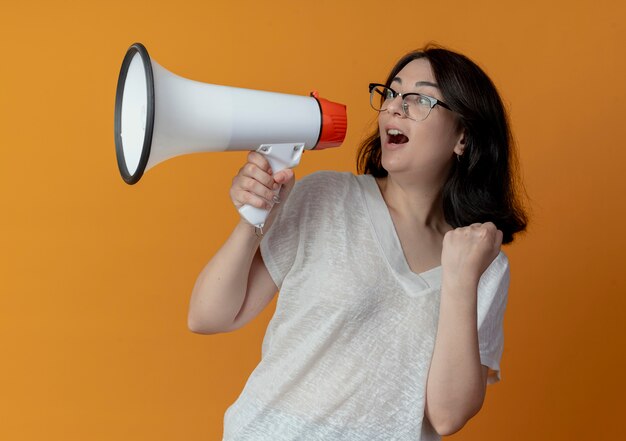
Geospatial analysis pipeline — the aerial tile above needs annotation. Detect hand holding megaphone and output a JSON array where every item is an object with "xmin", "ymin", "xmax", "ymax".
[
  {"xmin": 230, "ymin": 152, "xmax": 296, "ymax": 234},
  {"xmin": 114, "ymin": 43, "xmax": 347, "ymax": 228}
]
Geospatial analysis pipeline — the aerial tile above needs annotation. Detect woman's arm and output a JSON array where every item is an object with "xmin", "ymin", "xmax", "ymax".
[
  {"xmin": 188, "ymin": 221, "xmax": 275, "ymax": 334},
  {"xmin": 424, "ymin": 222, "xmax": 503, "ymax": 435},
  {"xmin": 424, "ymin": 279, "xmax": 490, "ymax": 435},
  {"xmin": 187, "ymin": 152, "xmax": 294, "ymax": 334}
]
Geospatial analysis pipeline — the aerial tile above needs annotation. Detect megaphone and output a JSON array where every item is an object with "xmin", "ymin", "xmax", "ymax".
[{"xmin": 114, "ymin": 42, "xmax": 347, "ymax": 228}]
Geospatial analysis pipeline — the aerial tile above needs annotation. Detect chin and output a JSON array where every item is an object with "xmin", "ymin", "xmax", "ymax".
[{"xmin": 380, "ymin": 158, "xmax": 410, "ymax": 175}]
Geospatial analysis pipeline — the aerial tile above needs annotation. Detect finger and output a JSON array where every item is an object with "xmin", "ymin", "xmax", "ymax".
[
  {"xmin": 235, "ymin": 176, "xmax": 276, "ymax": 204},
  {"xmin": 495, "ymin": 229, "xmax": 504, "ymax": 248},
  {"xmin": 233, "ymin": 189, "xmax": 272, "ymax": 210},
  {"xmin": 247, "ymin": 151, "xmax": 272, "ymax": 173},
  {"xmin": 239, "ymin": 162, "xmax": 276, "ymax": 191},
  {"xmin": 261, "ymin": 172, "xmax": 297, "ymax": 231},
  {"xmin": 266, "ymin": 169, "xmax": 295, "ymax": 205},
  {"xmin": 483, "ymin": 222, "xmax": 497, "ymax": 237},
  {"xmin": 277, "ymin": 170, "xmax": 296, "ymax": 200},
  {"xmin": 273, "ymin": 168, "xmax": 294, "ymax": 185}
]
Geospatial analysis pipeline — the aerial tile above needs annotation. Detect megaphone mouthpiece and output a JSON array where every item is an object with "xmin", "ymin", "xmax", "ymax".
[{"xmin": 311, "ymin": 91, "xmax": 348, "ymax": 150}]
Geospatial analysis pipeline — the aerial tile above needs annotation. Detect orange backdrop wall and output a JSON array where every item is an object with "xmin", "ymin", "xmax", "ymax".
[{"xmin": 1, "ymin": 0, "xmax": 625, "ymax": 439}]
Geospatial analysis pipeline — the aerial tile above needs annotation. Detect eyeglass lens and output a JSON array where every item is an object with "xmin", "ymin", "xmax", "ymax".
[{"xmin": 370, "ymin": 85, "xmax": 432, "ymax": 121}]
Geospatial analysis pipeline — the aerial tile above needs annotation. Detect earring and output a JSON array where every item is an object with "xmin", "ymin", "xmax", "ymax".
[{"xmin": 456, "ymin": 153, "xmax": 462, "ymax": 162}]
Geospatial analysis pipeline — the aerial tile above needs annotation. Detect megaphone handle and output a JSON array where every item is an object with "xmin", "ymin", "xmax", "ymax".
[{"xmin": 238, "ymin": 143, "xmax": 305, "ymax": 229}]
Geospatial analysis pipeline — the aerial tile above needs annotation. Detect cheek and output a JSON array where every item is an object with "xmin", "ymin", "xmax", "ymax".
[
  {"xmin": 413, "ymin": 119, "xmax": 459, "ymax": 152},
  {"xmin": 409, "ymin": 125, "xmax": 444, "ymax": 153}
]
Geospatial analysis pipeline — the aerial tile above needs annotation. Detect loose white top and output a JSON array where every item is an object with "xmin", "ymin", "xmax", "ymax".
[{"xmin": 223, "ymin": 171, "xmax": 510, "ymax": 441}]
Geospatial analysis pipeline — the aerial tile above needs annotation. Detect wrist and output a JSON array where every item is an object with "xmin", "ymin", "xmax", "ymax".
[
  {"xmin": 234, "ymin": 219, "xmax": 264, "ymax": 245},
  {"xmin": 441, "ymin": 266, "xmax": 480, "ymax": 288},
  {"xmin": 441, "ymin": 274, "xmax": 479, "ymax": 303}
]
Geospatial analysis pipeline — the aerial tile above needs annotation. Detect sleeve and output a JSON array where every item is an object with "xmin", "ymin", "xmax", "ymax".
[
  {"xmin": 260, "ymin": 171, "xmax": 349, "ymax": 288},
  {"xmin": 476, "ymin": 251, "xmax": 510, "ymax": 384},
  {"xmin": 259, "ymin": 173, "xmax": 321, "ymax": 288}
]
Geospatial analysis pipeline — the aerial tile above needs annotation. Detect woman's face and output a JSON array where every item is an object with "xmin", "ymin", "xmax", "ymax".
[{"xmin": 377, "ymin": 58, "xmax": 464, "ymax": 183}]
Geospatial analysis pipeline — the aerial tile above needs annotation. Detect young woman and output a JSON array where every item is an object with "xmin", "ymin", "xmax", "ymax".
[{"xmin": 188, "ymin": 45, "xmax": 528, "ymax": 440}]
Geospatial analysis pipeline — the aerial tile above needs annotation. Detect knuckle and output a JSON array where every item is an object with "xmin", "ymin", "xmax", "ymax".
[
  {"xmin": 232, "ymin": 190, "xmax": 245, "ymax": 206},
  {"xmin": 243, "ymin": 193, "xmax": 258, "ymax": 207},
  {"xmin": 256, "ymin": 153, "xmax": 269, "ymax": 167},
  {"xmin": 446, "ymin": 227, "xmax": 460, "ymax": 238},
  {"xmin": 242, "ymin": 178, "xmax": 254, "ymax": 191},
  {"xmin": 244, "ymin": 163, "xmax": 256, "ymax": 175},
  {"xmin": 232, "ymin": 176, "xmax": 244, "ymax": 190},
  {"xmin": 249, "ymin": 151, "xmax": 269, "ymax": 168}
]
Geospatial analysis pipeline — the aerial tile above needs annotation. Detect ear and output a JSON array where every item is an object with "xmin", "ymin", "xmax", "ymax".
[{"xmin": 453, "ymin": 130, "xmax": 466, "ymax": 156}]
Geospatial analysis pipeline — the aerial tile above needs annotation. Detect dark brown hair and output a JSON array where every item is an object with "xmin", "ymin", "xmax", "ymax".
[{"xmin": 357, "ymin": 45, "xmax": 528, "ymax": 243}]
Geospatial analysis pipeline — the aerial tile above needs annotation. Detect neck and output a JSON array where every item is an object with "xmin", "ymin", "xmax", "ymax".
[{"xmin": 376, "ymin": 174, "xmax": 450, "ymax": 232}]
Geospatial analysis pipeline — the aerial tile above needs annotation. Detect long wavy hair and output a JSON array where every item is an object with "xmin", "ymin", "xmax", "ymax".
[{"xmin": 357, "ymin": 45, "xmax": 528, "ymax": 244}]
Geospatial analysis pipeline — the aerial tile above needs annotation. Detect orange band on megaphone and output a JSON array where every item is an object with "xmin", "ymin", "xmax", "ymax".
[{"xmin": 310, "ymin": 91, "xmax": 348, "ymax": 150}]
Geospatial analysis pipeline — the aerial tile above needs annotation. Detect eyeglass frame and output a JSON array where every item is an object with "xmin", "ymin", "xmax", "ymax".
[{"xmin": 368, "ymin": 83, "xmax": 453, "ymax": 121}]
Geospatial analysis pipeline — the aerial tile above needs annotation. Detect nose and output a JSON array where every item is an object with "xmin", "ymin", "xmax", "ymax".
[{"xmin": 385, "ymin": 95, "xmax": 404, "ymax": 117}]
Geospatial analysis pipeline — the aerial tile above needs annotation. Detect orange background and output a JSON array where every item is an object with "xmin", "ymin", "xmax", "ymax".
[{"xmin": 1, "ymin": 0, "xmax": 625, "ymax": 439}]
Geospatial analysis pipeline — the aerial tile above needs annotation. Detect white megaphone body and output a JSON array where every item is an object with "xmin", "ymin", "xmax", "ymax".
[{"xmin": 114, "ymin": 43, "xmax": 347, "ymax": 228}]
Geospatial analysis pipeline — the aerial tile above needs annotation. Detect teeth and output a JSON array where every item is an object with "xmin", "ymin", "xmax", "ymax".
[{"xmin": 387, "ymin": 129, "xmax": 403, "ymax": 135}]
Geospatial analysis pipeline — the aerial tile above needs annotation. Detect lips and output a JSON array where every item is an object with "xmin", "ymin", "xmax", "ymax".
[{"xmin": 386, "ymin": 128, "xmax": 409, "ymax": 144}]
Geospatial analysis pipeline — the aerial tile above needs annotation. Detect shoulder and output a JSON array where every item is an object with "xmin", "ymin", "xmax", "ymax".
[
  {"xmin": 281, "ymin": 171, "xmax": 363, "ymax": 221},
  {"xmin": 290, "ymin": 171, "xmax": 358, "ymax": 201},
  {"xmin": 296, "ymin": 170, "xmax": 356, "ymax": 190}
]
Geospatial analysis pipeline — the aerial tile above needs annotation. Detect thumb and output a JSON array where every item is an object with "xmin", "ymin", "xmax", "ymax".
[
  {"xmin": 261, "ymin": 169, "xmax": 296, "ymax": 233},
  {"xmin": 273, "ymin": 168, "xmax": 294, "ymax": 184},
  {"xmin": 275, "ymin": 169, "xmax": 295, "ymax": 201}
]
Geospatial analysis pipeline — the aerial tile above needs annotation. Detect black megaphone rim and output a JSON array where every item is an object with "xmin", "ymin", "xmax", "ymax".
[{"xmin": 114, "ymin": 42, "xmax": 155, "ymax": 185}]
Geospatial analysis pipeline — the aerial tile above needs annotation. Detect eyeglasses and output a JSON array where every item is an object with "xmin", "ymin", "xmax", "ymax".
[{"xmin": 368, "ymin": 83, "xmax": 452, "ymax": 121}]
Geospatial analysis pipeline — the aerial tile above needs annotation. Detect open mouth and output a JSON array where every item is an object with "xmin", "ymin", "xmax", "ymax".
[{"xmin": 387, "ymin": 129, "xmax": 409, "ymax": 144}]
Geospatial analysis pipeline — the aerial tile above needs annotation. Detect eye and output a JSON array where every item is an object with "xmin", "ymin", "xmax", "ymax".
[
  {"xmin": 384, "ymin": 88, "xmax": 395, "ymax": 100},
  {"xmin": 416, "ymin": 95, "xmax": 432, "ymax": 106}
]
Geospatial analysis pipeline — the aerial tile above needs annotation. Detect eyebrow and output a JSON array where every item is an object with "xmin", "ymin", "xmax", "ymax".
[{"xmin": 392, "ymin": 78, "xmax": 440, "ymax": 89}]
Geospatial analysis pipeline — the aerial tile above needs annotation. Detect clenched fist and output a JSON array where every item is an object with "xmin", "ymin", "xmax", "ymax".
[{"xmin": 441, "ymin": 222, "xmax": 503, "ymax": 289}]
